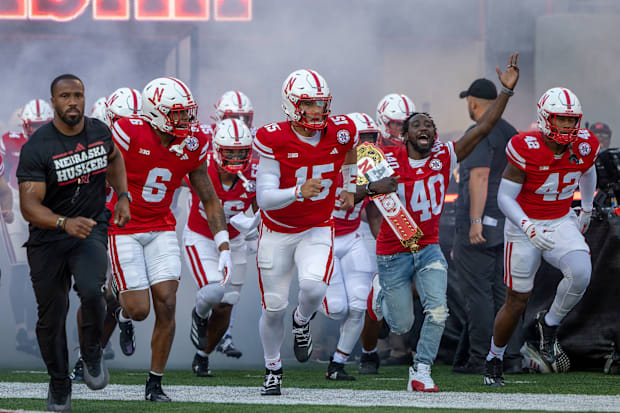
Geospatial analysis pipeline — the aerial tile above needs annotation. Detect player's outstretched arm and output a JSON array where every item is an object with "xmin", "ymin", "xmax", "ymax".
[
  {"xmin": 107, "ymin": 144, "xmax": 130, "ymax": 227},
  {"xmin": 454, "ymin": 52, "xmax": 519, "ymax": 162},
  {"xmin": 189, "ymin": 162, "xmax": 229, "ymax": 251}
]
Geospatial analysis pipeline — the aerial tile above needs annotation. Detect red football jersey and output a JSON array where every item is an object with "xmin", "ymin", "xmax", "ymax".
[
  {"xmin": 192, "ymin": 122, "xmax": 215, "ymax": 151},
  {"xmin": 376, "ymin": 140, "xmax": 456, "ymax": 255},
  {"xmin": 107, "ymin": 117, "xmax": 209, "ymax": 234},
  {"xmin": 253, "ymin": 116, "xmax": 358, "ymax": 233},
  {"xmin": 0, "ymin": 131, "xmax": 28, "ymax": 189},
  {"xmin": 377, "ymin": 137, "xmax": 401, "ymax": 172},
  {"xmin": 505, "ymin": 130, "xmax": 600, "ymax": 220},
  {"xmin": 187, "ymin": 152, "xmax": 257, "ymax": 239},
  {"xmin": 332, "ymin": 173, "xmax": 368, "ymax": 237}
]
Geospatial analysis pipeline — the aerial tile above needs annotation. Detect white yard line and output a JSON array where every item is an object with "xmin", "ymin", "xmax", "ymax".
[{"xmin": 1, "ymin": 382, "xmax": 620, "ymax": 412}]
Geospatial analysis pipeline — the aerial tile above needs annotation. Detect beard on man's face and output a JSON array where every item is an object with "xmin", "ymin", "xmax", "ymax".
[
  {"xmin": 58, "ymin": 107, "xmax": 83, "ymax": 127},
  {"xmin": 407, "ymin": 136, "xmax": 435, "ymax": 156}
]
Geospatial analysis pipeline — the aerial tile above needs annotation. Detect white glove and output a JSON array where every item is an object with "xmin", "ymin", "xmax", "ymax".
[
  {"xmin": 218, "ymin": 249, "xmax": 232, "ymax": 286},
  {"xmin": 521, "ymin": 219, "xmax": 555, "ymax": 251},
  {"xmin": 230, "ymin": 209, "xmax": 260, "ymax": 234},
  {"xmin": 244, "ymin": 228, "xmax": 259, "ymax": 254},
  {"xmin": 577, "ymin": 209, "xmax": 592, "ymax": 234}
]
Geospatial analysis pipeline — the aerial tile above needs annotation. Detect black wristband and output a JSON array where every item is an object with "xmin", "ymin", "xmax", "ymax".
[{"xmin": 118, "ymin": 192, "xmax": 132, "ymax": 202}]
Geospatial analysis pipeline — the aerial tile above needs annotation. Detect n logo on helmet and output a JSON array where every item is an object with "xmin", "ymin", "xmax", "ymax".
[
  {"xmin": 285, "ymin": 77, "xmax": 297, "ymax": 95},
  {"xmin": 148, "ymin": 87, "xmax": 164, "ymax": 106}
]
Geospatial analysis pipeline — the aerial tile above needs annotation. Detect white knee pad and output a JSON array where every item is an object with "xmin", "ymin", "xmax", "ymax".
[
  {"xmin": 298, "ymin": 279, "xmax": 327, "ymax": 303},
  {"xmin": 195, "ymin": 283, "xmax": 225, "ymax": 318},
  {"xmin": 222, "ymin": 283, "xmax": 242, "ymax": 306},
  {"xmin": 323, "ymin": 294, "xmax": 348, "ymax": 320}
]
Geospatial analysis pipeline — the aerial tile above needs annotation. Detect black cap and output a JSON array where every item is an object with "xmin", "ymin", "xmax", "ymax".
[
  {"xmin": 590, "ymin": 122, "xmax": 611, "ymax": 135},
  {"xmin": 459, "ymin": 78, "xmax": 497, "ymax": 100}
]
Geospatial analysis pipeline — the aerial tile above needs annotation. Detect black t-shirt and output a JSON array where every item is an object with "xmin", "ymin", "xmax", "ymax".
[
  {"xmin": 17, "ymin": 117, "xmax": 113, "ymax": 245},
  {"xmin": 455, "ymin": 117, "xmax": 517, "ymax": 227}
]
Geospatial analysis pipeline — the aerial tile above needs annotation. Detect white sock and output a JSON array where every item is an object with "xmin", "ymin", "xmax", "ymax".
[
  {"xmin": 362, "ymin": 347, "xmax": 377, "ymax": 354},
  {"xmin": 197, "ymin": 350, "xmax": 208, "ymax": 358},
  {"xmin": 294, "ymin": 307, "xmax": 310, "ymax": 326},
  {"xmin": 486, "ymin": 337, "xmax": 506, "ymax": 361},
  {"xmin": 265, "ymin": 357, "xmax": 282, "ymax": 371},
  {"xmin": 118, "ymin": 309, "xmax": 131, "ymax": 323},
  {"xmin": 332, "ymin": 350, "xmax": 348, "ymax": 364}
]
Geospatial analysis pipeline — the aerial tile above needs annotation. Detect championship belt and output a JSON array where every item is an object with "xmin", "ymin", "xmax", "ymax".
[{"xmin": 357, "ymin": 142, "xmax": 423, "ymax": 252}]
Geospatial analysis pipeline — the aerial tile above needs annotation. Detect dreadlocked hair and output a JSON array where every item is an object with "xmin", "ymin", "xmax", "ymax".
[{"xmin": 401, "ymin": 112, "xmax": 438, "ymax": 137}]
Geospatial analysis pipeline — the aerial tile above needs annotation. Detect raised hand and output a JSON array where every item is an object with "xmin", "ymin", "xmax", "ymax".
[{"xmin": 495, "ymin": 52, "xmax": 519, "ymax": 91}]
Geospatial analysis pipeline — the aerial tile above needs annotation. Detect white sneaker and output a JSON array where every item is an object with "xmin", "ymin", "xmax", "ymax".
[
  {"xmin": 407, "ymin": 363, "xmax": 438, "ymax": 392},
  {"xmin": 366, "ymin": 273, "xmax": 383, "ymax": 321}
]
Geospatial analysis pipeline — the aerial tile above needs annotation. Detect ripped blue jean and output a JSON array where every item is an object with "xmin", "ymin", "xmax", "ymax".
[{"xmin": 376, "ymin": 243, "xmax": 448, "ymax": 366}]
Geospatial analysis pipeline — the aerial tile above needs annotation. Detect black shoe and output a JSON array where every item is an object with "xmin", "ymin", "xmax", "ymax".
[
  {"xmin": 484, "ymin": 357, "xmax": 505, "ymax": 387},
  {"xmin": 452, "ymin": 359, "xmax": 485, "ymax": 375},
  {"xmin": 116, "ymin": 308, "xmax": 136, "ymax": 356},
  {"xmin": 70, "ymin": 357, "xmax": 84, "ymax": 382},
  {"xmin": 47, "ymin": 379, "xmax": 71, "ymax": 412},
  {"xmin": 216, "ymin": 334, "xmax": 243, "ymax": 358},
  {"xmin": 292, "ymin": 311, "xmax": 313, "ymax": 363},
  {"xmin": 261, "ymin": 368, "xmax": 282, "ymax": 396},
  {"xmin": 145, "ymin": 378, "xmax": 171, "ymax": 402},
  {"xmin": 82, "ymin": 351, "xmax": 109, "ymax": 390},
  {"xmin": 192, "ymin": 353, "xmax": 213, "ymax": 377},
  {"xmin": 521, "ymin": 311, "xmax": 570, "ymax": 373},
  {"xmin": 359, "ymin": 352, "xmax": 380, "ymax": 374},
  {"xmin": 190, "ymin": 308, "xmax": 208, "ymax": 350},
  {"xmin": 326, "ymin": 357, "xmax": 356, "ymax": 381}
]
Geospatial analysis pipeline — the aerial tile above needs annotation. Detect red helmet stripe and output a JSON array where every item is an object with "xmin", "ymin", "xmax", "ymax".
[
  {"xmin": 235, "ymin": 91, "xmax": 243, "ymax": 109},
  {"xmin": 166, "ymin": 77, "xmax": 193, "ymax": 103},
  {"xmin": 35, "ymin": 99, "xmax": 41, "ymax": 117},
  {"xmin": 563, "ymin": 89, "xmax": 572, "ymax": 106},
  {"xmin": 232, "ymin": 119, "xmax": 239, "ymax": 137},
  {"xmin": 401, "ymin": 95, "xmax": 410, "ymax": 114},
  {"xmin": 308, "ymin": 70, "xmax": 322, "ymax": 93},
  {"xmin": 131, "ymin": 89, "xmax": 139, "ymax": 115}
]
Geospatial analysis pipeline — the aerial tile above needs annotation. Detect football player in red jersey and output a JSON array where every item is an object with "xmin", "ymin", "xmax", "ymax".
[
  {"xmin": 484, "ymin": 87, "xmax": 600, "ymax": 386},
  {"xmin": 1, "ymin": 99, "xmax": 53, "ymax": 356},
  {"xmin": 367, "ymin": 53, "xmax": 520, "ymax": 392},
  {"xmin": 185, "ymin": 118, "xmax": 259, "ymax": 377},
  {"xmin": 107, "ymin": 77, "xmax": 229, "ymax": 402},
  {"xmin": 252, "ymin": 69, "xmax": 359, "ymax": 395}
]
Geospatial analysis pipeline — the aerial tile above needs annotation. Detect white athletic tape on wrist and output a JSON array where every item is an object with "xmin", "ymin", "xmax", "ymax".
[
  {"xmin": 214, "ymin": 231, "xmax": 230, "ymax": 249},
  {"xmin": 342, "ymin": 163, "xmax": 357, "ymax": 193}
]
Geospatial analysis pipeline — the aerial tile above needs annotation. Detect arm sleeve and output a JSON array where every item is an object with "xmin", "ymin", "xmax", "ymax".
[
  {"xmin": 16, "ymin": 142, "xmax": 46, "ymax": 183},
  {"xmin": 497, "ymin": 178, "xmax": 528, "ymax": 228},
  {"xmin": 579, "ymin": 165, "xmax": 597, "ymax": 211},
  {"xmin": 256, "ymin": 156, "xmax": 296, "ymax": 211}
]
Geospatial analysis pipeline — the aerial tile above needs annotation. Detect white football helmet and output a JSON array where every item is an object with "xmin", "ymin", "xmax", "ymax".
[
  {"xmin": 282, "ymin": 69, "xmax": 331, "ymax": 130},
  {"xmin": 20, "ymin": 99, "xmax": 53, "ymax": 136},
  {"xmin": 142, "ymin": 77, "xmax": 198, "ymax": 139},
  {"xmin": 212, "ymin": 118, "xmax": 253, "ymax": 174},
  {"xmin": 215, "ymin": 90, "xmax": 254, "ymax": 128},
  {"xmin": 537, "ymin": 87, "xmax": 582, "ymax": 144},
  {"xmin": 347, "ymin": 112, "xmax": 380, "ymax": 144},
  {"xmin": 376, "ymin": 93, "xmax": 416, "ymax": 142},
  {"xmin": 89, "ymin": 97, "xmax": 108, "ymax": 124},
  {"xmin": 106, "ymin": 87, "xmax": 142, "ymax": 126}
]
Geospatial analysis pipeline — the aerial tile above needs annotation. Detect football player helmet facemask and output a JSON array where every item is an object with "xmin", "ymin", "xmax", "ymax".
[
  {"xmin": 347, "ymin": 112, "xmax": 380, "ymax": 144},
  {"xmin": 282, "ymin": 69, "xmax": 332, "ymax": 130},
  {"xmin": 142, "ymin": 77, "xmax": 198, "ymax": 139},
  {"xmin": 537, "ymin": 87, "xmax": 583, "ymax": 145},
  {"xmin": 21, "ymin": 99, "xmax": 53, "ymax": 137},
  {"xmin": 215, "ymin": 90, "xmax": 254, "ymax": 128},
  {"xmin": 376, "ymin": 93, "xmax": 416, "ymax": 143},
  {"xmin": 212, "ymin": 118, "xmax": 253, "ymax": 174},
  {"xmin": 106, "ymin": 87, "xmax": 143, "ymax": 127}
]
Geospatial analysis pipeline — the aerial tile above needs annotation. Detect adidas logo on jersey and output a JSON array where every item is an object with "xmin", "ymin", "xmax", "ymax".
[
  {"xmin": 75, "ymin": 143, "xmax": 86, "ymax": 152},
  {"xmin": 330, "ymin": 148, "xmax": 339, "ymax": 155},
  {"xmin": 180, "ymin": 154, "xmax": 189, "ymax": 160},
  {"xmin": 240, "ymin": 193, "xmax": 248, "ymax": 198},
  {"xmin": 416, "ymin": 168, "xmax": 424, "ymax": 175}
]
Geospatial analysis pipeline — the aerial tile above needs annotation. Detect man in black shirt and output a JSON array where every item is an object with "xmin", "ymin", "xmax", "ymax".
[
  {"xmin": 17, "ymin": 74, "xmax": 130, "ymax": 411},
  {"xmin": 452, "ymin": 78, "xmax": 521, "ymax": 374}
]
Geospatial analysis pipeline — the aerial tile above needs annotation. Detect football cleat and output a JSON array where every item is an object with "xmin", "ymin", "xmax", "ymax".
[
  {"xmin": 326, "ymin": 357, "xmax": 356, "ymax": 381},
  {"xmin": 115, "ymin": 308, "xmax": 136, "ymax": 357},
  {"xmin": 190, "ymin": 308, "xmax": 209, "ymax": 350},
  {"xmin": 407, "ymin": 364, "xmax": 438, "ymax": 392},
  {"xmin": 261, "ymin": 368, "xmax": 283, "ymax": 396},
  {"xmin": 216, "ymin": 334, "xmax": 243, "ymax": 358},
  {"xmin": 359, "ymin": 351, "xmax": 380, "ymax": 374},
  {"xmin": 70, "ymin": 357, "xmax": 84, "ymax": 382},
  {"xmin": 192, "ymin": 353, "xmax": 213, "ymax": 377},
  {"xmin": 291, "ymin": 311, "xmax": 313, "ymax": 363},
  {"xmin": 82, "ymin": 352, "xmax": 109, "ymax": 390},
  {"xmin": 484, "ymin": 357, "xmax": 505, "ymax": 387},
  {"xmin": 145, "ymin": 378, "xmax": 171, "ymax": 402},
  {"xmin": 367, "ymin": 273, "xmax": 383, "ymax": 321},
  {"xmin": 520, "ymin": 311, "xmax": 570, "ymax": 373}
]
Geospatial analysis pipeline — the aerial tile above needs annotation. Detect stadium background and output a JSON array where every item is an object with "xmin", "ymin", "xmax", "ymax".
[{"xmin": 0, "ymin": 0, "xmax": 618, "ymax": 372}]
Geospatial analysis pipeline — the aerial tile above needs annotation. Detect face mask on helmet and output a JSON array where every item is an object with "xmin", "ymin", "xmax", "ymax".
[
  {"xmin": 537, "ymin": 87, "xmax": 583, "ymax": 145},
  {"xmin": 376, "ymin": 93, "xmax": 415, "ymax": 141},
  {"xmin": 216, "ymin": 91, "xmax": 254, "ymax": 128},
  {"xmin": 295, "ymin": 98, "xmax": 331, "ymax": 130},
  {"xmin": 282, "ymin": 69, "xmax": 332, "ymax": 131},
  {"xmin": 212, "ymin": 118, "xmax": 253, "ymax": 174},
  {"xmin": 142, "ymin": 77, "xmax": 198, "ymax": 139}
]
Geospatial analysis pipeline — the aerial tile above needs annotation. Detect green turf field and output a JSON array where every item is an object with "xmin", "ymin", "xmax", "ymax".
[{"xmin": 1, "ymin": 363, "xmax": 619, "ymax": 412}]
